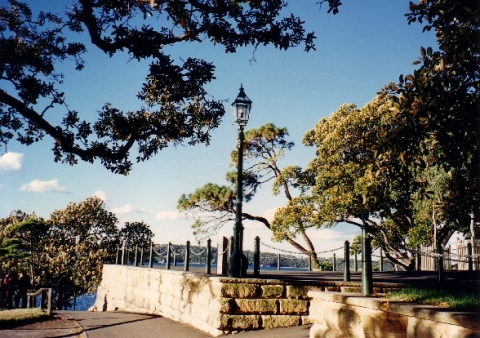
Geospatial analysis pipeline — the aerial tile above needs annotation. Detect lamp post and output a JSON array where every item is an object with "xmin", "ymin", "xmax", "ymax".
[{"xmin": 229, "ymin": 85, "xmax": 252, "ymax": 278}]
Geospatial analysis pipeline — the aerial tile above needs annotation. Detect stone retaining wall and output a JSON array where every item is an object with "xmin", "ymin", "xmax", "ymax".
[
  {"xmin": 92, "ymin": 265, "xmax": 480, "ymax": 337},
  {"xmin": 91, "ymin": 265, "xmax": 311, "ymax": 336},
  {"xmin": 308, "ymin": 290, "xmax": 480, "ymax": 338}
]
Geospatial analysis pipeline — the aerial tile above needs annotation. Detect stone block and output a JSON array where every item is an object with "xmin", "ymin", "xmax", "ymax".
[
  {"xmin": 341, "ymin": 286, "xmax": 361, "ymax": 293},
  {"xmin": 219, "ymin": 314, "xmax": 261, "ymax": 330},
  {"xmin": 261, "ymin": 315, "xmax": 301, "ymax": 329},
  {"xmin": 235, "ymin": 299, "xmax": 278, "ymax": 314},
  {"xmin": 361, "ymin": 307, "xmax": 407, "ymax": 338},
  {"xmin": 407, "ymin": 316, "xmax": 479, "ymax": 338},
  {"xmin": 279, "ymin": 299, "xmax": 308, "ymax": 315},
  {"xmin": 221, "ymin": 283, "xmax": 260, "ymax": 298},
  {"xmin": 218, "ymin": 298, "xmax": 235, "ymax": 314},
  {"xmin": 286, "ymin": 285, "xmax": 308, "ymax": 299},
  {"xmin": 261, "ymin": 285, "xmax": 284, "ymax": 298}
]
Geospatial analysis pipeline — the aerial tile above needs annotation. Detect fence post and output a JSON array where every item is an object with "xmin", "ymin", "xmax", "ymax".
[
  {"xmin": 116, "ymin": 247, "xmax": 121, "ymax": 265},
  {"xmin": 380, "ymin": 249, "xmax": 384, "ymax": 272},
  {"xmin": 415, "ymin": 246, "xmax": 421, "ymax": 271},
  {"xmin": 206, "ymin": 239, "xmax": 212, "ymax": 274},
  {"xmin": 122, "ymin": 240, "xmax": 127, "ymax": 265},
  {"xmin": 185, "ymin": 241, "xmax": 190, "ymax": 271},
  {"xmin": 308, "ymin": 254, "xmax": 312, "ymax": 272},
  {"xmin": 277, "ymin": 254, "xmax": 281, "ymax": 271},
  {"xmin": 253, "ymin": 236, "xmax": 260, "ymax": 277},
  {"xmin": 333, "ymin": 253, "xmax": 336, "ymax": 271},
  {"xmin": 344, "ymin": 240, "xmax": 350, "ymax": 282},
  {"xmin": 354, "ymin": 252, "xmax": 358, "ymax": 272},
  {"xmin": 362, "ymin": 226, "xmax": 373, "ymax": 296},
  {"xmin": 46, "ymin": 288, "xmax": 52, "ymax": 316},
  {"xmin": 437, "ymin": 243, "xmax": 445, "ymax": 283},
  {"xmin": 166, "ymin": 242, "xmax": 171, "ymax": 270},
  {"xmin": 467, "ymin": 242, "xmax": 473, "ymax": 272},
  {"xmin": 149, "ymin": 242, "xmax": 154, "ymax": 268}
]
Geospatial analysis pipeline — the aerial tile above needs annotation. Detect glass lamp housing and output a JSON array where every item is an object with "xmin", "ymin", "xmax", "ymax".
[{"xmin": 232, "ymin": 85, "xmax": 252, "ymax": 126}]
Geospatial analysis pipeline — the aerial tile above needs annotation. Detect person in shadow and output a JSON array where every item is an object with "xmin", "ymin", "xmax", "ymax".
[{"xmin": 15, "ymin": 270, "xmax": 31, "ymax": 308}]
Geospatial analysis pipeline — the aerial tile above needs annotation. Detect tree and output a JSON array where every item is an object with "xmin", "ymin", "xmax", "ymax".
[
  {"xmin": 41, "ymin": 197, "xmax": 119, "ymax": 309},
  {"xmin": 284, "ymin": 99, "xmax": 423, "ymax": 270},
  {"xmin": 119, "ymin": 221, "xmax": 154, "ymax": 263},
  {"xmin": 381, "ymin": 0, "xmax": 479, "ymax": 230},
  {"xmin": 0, "ymin": 211, "xmax": 48, "ymax": 281},
  {"xmin": 178, "ymin": 123, "xmax": 324, "ymax": 268},
  {"xmin": 0, "ymin": 0, "xmax": 321, "ymax": 174}
]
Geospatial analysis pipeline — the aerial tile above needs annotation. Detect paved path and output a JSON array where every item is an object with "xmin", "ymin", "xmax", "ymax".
[{"xmin": 1, "ymin": 311, "xmax": 311, "ymax": 338}]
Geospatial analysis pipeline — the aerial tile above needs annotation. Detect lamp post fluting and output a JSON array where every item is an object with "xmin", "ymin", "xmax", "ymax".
[{"xmin": 229, "ymin": 85, "xmax": 252, "ymax": 278}]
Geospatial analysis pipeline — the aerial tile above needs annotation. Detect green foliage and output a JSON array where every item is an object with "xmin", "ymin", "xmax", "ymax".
[
  {"xmin": 0, "ymin": 212, "xmax": 48, "ymax": 277},
  {"xmin": 0, "ymin": 200, "xmax": 125, "ymax": 309},
  {"xmin": 44, "ymin": 197, "xmax": 119, "ymax": 307},
  {"xmin": 178, "ymin": 183, "xmax": 235, "ymax": 238},
  {"xmin": 275, "ymin": 1, "xmax": 479, "ymax": 270},
  {"xmin": 178, "ymin": 123, "xmax": 324, "ymax": 266},
  {"xmin": 350, "ymin": 235, "xmax": 361, "ymax": 255},
  {"xmin": 119, "ymin": 221, "xmax": 154, "ymax": 263},
  {"xmin": 386, "ymin": 288, "xmax": 480, "ymax": 311},
  {"xmin": 0, "ymin": 308, "xmax": 51, "ymax": 328},
  {"xmin": 382, "ymin": 0, "xmax": 479, "ymax": 226},
  {"xmin": 0, "ymin": 0, "xmax": 318, "ymax": 174},
  {"xmin": 178, "ymin": 123, "xmax": 295, "ymax": 240}
]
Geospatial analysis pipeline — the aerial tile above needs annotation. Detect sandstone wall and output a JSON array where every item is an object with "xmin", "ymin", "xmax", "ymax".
[
  {"xmin": 92, "ymin": 265, "xmax": 310, "ymax": 336},
  {"xmin": 308, "ymin": 291, "xmax": 480, "ymax": 338},
  {"xmin": 92, "ymin": 265, "xmax": 480, "ymax": 337}
]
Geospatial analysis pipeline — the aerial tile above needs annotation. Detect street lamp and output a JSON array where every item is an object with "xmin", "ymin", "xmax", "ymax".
[{"xmin": 229, "ymin": 85, "xmax": 252, "ymax": 278}]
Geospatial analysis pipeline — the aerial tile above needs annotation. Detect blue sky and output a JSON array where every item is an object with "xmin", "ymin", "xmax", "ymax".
[{"xmin": 0, "ymin": 1, "xmax": 441, "ymax": 254}]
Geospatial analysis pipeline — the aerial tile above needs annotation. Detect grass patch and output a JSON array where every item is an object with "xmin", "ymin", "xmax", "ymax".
[
  {"xmin": 0, "ymin": 308, "xmax": 52, "ymax": 329},
  {"xmin": 385, "ymin": 288, "xmax": 480, "ymax": 311}
]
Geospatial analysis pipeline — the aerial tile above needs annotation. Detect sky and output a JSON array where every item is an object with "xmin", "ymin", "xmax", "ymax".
[{"xmin": 0, "ymin": 1, "xmax": 446, "ymax": 256}]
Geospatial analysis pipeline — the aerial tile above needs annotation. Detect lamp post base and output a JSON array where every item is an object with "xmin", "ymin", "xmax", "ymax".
[{"xmin": 229, "ymin": 250, "xmax": 248, "ymax": 278}]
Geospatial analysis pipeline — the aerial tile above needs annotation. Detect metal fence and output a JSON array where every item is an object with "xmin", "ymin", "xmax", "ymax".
[
  {"xmin": 116, "ymin": 237, "xmax": 480, "ymax": 276},
  {"xmin": 420, "ymin": 239, "xmax": 480, "ymax": 271}
]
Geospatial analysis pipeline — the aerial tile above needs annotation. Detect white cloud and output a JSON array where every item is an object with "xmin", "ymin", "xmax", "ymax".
[
  {"xmin": 112, "ymin": 204, "xmax": 147, "ymax": 214},
  {"xmin": 155, "ymin": 210, "xmax": 183, "ymax": 221},
  {"xmin": 262, "ymin": 207, "xmax": 278, "ymax": 222},
  {"xmin": 0, "ymin": 152, "xmax": 23, "ymax": 174},
  {"xmin": 93, "ymin": 190, "xmax": 107, "ymax": 201},
  {"xmin": 20, "ymin": 178, "xmax": 67, "ymax": 193}
]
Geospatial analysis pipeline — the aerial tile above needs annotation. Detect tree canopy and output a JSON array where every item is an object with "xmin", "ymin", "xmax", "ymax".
[
  {"xmin": 0, "ymin": 197, "xmax": 124, "ymax": 309},
  {"xmin": 382, "ymin": 0, "xmax": 479, "ymax": 223},
  {"xmin": 178, "ymin": 123, "xmax": 326, "ymax": 268},
  {"xmin": 277, "ymin": 0, "xmax": 480, "ymax": 270},
  {"xmin": 0, "ymin": 0, "xmax": 331, "ymax": 174}
]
